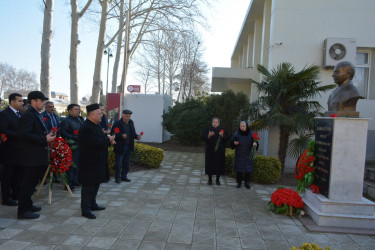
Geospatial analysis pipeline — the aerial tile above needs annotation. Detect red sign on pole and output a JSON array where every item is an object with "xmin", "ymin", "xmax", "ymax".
[{"xmin": 127, "ymin": 85, "xmax": 141, "ymax": 93}]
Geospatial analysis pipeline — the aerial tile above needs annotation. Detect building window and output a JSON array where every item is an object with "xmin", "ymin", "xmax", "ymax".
[{"xmin": 354, "ymin": 50, "xmax": 372, "ymax": 99}]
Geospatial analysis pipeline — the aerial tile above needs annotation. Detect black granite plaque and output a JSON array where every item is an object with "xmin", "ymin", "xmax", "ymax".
[{"xmin": 314, "ymin": 119, "xmax": 333, "ymax": 198}]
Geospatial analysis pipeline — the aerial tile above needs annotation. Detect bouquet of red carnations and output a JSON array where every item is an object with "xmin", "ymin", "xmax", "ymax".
[
  {"xmin": 268, "ymin": 187, "xmax": 303, "ymax": 216},
  {"xmin": 49, "ymin": 137, "xmax": 72, "ymax": 187}
]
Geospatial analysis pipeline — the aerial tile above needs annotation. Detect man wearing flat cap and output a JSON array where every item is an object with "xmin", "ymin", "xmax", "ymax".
[
  {"xmin": 78, "ymin": 103, "xmax": 115, "ymax": 219},
  {"xmin": 111, "ymin": 109, "xmax": 141, "ymax": 183},
  {"xmin": 17, "ymin": 91, "xmax": 56, "ymax": 219}
]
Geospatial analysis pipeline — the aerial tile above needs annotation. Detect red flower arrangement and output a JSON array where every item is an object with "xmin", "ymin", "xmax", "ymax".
[
  {"xmin": 140, "ymin": 131, "xmax": 144, "ymax": 136},
  {"xmin": 268, "ymin": 187, "xmax": 303, "ymax": 215},
  {"xmin": 330, "ymin": 114, "xmax": 337, "ymax": 117},
  {"xmin": 49, "ymin": 137, "xmax": 73, "ymax": 174},
  {"xmin": 310, "ymin": 185, "xmax": 320, "ymax": 194},
  {"xmin": 295, "ymin": 140, "xmax": 317, "ymax": 193},
  {"xmin": 1, "ymin": 133, "xmax": 7, "ymax": 142},
  {"xmin": 73, "ymin": 129, "xmax": 79, "ymax": 135},
  {"xmin": 43, "ymin": 117, "xmax": 47, "ymax": 122},
  {"xmin": 251, "ymin": 132, "xmax": 260, "ymax": 158},
  {"xmin": 114, "ymin": 127, "xmax": 120, "ymax": 133},
  {"xmin": 252, "ymin": 132, "xmax": 260, "ymax": 141},
  {"xmin": 107, "ymin": 123, "xmax": 112, "ymax": 128}
]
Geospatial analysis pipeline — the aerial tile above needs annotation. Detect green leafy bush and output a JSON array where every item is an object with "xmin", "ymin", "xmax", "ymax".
[
  {"xmin": 163, "ymin": 99, "xmax": 212, "ymax": 145},
  {"xmin": 107, "ymin": 142, "xmax": 164, "ymax": 174},
  {"xmin": 224, "ymin": 150, "xmax": 281, "ymax": 184},
  {"xmin": 252, "ymin": 155, "xmax": 281, "ymax": 184}
]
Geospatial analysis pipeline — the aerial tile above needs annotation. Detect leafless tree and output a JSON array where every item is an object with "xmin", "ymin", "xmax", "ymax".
[{"xmin": 0, "ymin": 63, "xmax": 16, "ymax": 98}]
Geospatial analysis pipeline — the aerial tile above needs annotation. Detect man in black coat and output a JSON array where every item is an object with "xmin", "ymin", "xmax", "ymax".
[
  {"xmin": 0, "ymin": 93, "xmax": 24, "ymax": 206},
  {"xmin": 41, "ymin": 101, "xmax": 60, "ymax": 133},
  {"xmin": 60, "ymin": 104, "xmax": 84, "ymax": 189},
  {"xmin": 17, "ymin": 91, "xmax": 56, "ymax": 219},
  {"xmin": 78, "ymin": 104, "xmax": 115, "ymax": 219},
  {"xmin": 111, "ymin": 109, "xmax": 141, "ymax": 184}
]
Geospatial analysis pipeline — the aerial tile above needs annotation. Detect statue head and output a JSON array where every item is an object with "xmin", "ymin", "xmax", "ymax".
[{"xmin": 332, "ymin": 61, "xmax": 355, "ymax": 86}]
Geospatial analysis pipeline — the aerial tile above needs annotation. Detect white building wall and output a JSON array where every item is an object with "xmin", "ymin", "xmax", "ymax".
[{"xmin": 124, "ymin": 94, "xmax": 171, "ymax": 143}]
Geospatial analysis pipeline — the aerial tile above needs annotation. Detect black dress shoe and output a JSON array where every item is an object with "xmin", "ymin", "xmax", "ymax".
[
  {"xmin": 82, "ymin": 211, "xmax": 96, "ymax": 219},
  {"xmin": 18, "ymin": 211, "xmax": 40, "ymax": 219},
  {"xmin": 115, "ymin": 179, "xmax": 121, "ymax": 184},
  {"xmin": 236, "ymin": 183, "xmax": 241, "ymax": 188},
  {"xmin": 92, "ymin": 205, "xmax": 105, "ymax": 211},
  {"xmin": 30, "ymin": 205, "xmax": 41, "ymax": 212},
  {"xmin": 245, "ymin": 182, "xmax": 251, "ymax": 189},
  {"xmin": 207, "ymin": 179, "xmax": 212, "ymax": 185},
  {"xmin": 121, "ymin": 178, "xmax": 131, "ymax": 182},
  {"xmin": 3, "ymin": 198, "xmax": 18, "ymax": 206},
  {"xmin": 216, "ymin": 180, "xmax": 221, "ymax": 186}
]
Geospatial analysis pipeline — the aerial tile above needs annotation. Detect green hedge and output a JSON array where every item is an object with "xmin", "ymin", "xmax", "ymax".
[
  {"xmin": 225, "ymin": 148, "xmax": 281, "ymax": 184},
  {"xmin": 108, "ymin": 142, "xmax": 164, "ymax": 175}
]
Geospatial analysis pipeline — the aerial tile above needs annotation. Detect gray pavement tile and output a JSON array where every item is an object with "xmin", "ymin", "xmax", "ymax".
[
  {"xmin": 0, "ymin": 218, "xmax": 17, "ymax": 228},
  {"xmin": 192, "ymin": 234, "xmax": 215, "ymax": 246},
  {"xmin": 327, "ymin": 233, "xmax": 357, "ymax": 245},
  {"xmin": 137, "ymin": 241, "xmax": 166, "ymax": 250},
  {"xmin": 28, "ymin": 223, "xmax": 55, "ymax": 232},
  {"xmin": 285, "ymin": 233, "xmax": 311, "ymax": 247},
  {"xmin": 0, "ymin": 228, "xmax": 23, "ymax": 240},
  {"xmin": 50, "ymin": 224, "xmax": 80, "ymax": 234},
  {"xmin": 264, "ymin": 239, "xmax": 290, "ymax": 250},
  {"xmin": 216, "ymin": 226, "xmax": 239, "ymax": 237},
  {"xmin": 259, "ymin": 230, "xmax": 286, "ymax": 241},
  {"xmin": 24, "ymin": 243, "xmax": 56, "ymax": 250},
  {"xmin": 240, "ymin": 236, "xmax": 266, "ymax": 249},
  {"xmin": 61, "ymin": 235, "xmax": 92, "ymax": 247},
  {"xmin": 191, "ymin": 245, "xmax": 215, "ymax": 250},
  {"xmin": 12, "ymin": 230, "xmax": 47, "ymax": 242},
  {"xmin": 348, "ymin": 234, "xmax": 375, "ymax": 246},
  {"xmin": 35, "ymin": 232, "xmax": 69, "ymax": 244},
  {"xmin": 85, "ymin": 236, "xmax": 117, "ymax": 249},
  {"xmin": 119, "ymin": 228, "xmax": 147, "ymax": 240},
  {"xmin": 72, "ymin": 225, "xmax": 101, "ymax": 236},
  {"xmin": 167, "ymin": 232, "xmax": 192, "ymax": 244},
  {"xmin": 165, "ymin": 242, "xmax": 191, "ymax": 250},
  {"xmin": 0, "ymin": 240, "xmax": 30, "ymax": 250},
  {"xmin": 143, "ymin": 230, "xmax": 170, "ymax": 242},
  {"xmin": 216, "ymin": 236, "xmax": 241, "ymax": 248},
  {"xmin": 6, "ymin": 221, "xmax": 35, "ymax": 230},
  {"xmin": 111, "ymin": 238, "xmax": 141, "ymax": 249}
]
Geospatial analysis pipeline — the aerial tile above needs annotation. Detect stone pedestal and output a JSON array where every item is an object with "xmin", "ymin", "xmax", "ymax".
[{"xmin": 303, "ymin": 117, "xmax": 375, "ymax": 229}]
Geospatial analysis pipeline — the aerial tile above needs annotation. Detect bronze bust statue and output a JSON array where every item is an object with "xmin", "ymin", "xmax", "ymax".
[{"xmin": 327, "ymin": 61, "xmax": 363, "ymax": 114}]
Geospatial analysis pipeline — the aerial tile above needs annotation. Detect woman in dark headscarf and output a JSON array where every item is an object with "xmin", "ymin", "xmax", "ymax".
[
  {"xmin": 231, "ymin": 121, "xmax": 258, "ymax": 189},
  {"xmin": 202, "ymin": 117, "xmax": 228, "ymax": 185}
]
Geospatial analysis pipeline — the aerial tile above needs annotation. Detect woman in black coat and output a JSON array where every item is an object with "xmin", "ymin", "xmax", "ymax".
[
  {"xmin": 202, "ymin": 117, "xmax": 228, "ymax": 185},
  {"xmin": 231, "ymin": 121, "xmax": 258, "ymax": 189}
]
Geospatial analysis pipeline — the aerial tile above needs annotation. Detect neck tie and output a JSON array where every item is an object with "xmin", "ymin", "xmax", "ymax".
[
  {"xmin": 50, "ymin": 114, "xmax": 56, "ymax": 128},
  {"xmin": 16, "ymin": 111, "xmax": 21, "ymax": 118}
]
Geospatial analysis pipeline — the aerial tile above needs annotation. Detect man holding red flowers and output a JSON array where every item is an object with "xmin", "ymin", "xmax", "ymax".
[
  {"xmin": 111, "ymin": 109, "xmax": 141, "ymax": 184},
  {"xmin": 60, "ymin": 104, "xmax": 84, "ymax": 190}
]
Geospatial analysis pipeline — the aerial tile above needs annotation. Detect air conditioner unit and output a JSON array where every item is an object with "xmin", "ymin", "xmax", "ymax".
[{"xmin": 323, "ymin": 38, "xmax": 356, "ymax": 68}]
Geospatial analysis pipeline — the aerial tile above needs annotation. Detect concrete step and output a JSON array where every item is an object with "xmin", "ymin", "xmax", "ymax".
[
  {"xmin": 363, "ymin": 180, "xmax": 375, "ymax": 201},
  {"xmin": 365, "ymin": 167, "xmax": 375, "ymax": 182}
]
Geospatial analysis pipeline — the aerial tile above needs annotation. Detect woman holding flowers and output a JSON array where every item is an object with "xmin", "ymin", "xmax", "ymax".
[
  {"xmin": 202, "ymin": 117, "xmax": 228, "ymax": 185},
  {"xmin": 231, "ymin": 121, "xmax": 258, "ymax": 189}
]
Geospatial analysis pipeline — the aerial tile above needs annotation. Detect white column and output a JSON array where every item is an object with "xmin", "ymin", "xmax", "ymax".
[{"xmin": 247, "ymin": 33, "xmax": 254, "ymax": 68}]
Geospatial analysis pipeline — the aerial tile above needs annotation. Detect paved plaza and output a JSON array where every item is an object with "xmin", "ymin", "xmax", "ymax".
[{"xmin": 1, "ymin": 151, "xmax": 375, "ymax": 249}]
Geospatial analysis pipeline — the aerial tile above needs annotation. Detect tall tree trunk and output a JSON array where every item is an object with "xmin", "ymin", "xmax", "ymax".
[
  {"xmin": 111, "ymin": 0, "xmax": 124, "ymax": 93},
  {"xmin": 70, "ymin": 0, "xmax": 79, "ymax": 104},
  {"xmin": 91, "ymin": 0, "xmax": 110, "ymax": 103},
  {"xmin": 278, "ymin": 125, "xmax": 290, "ymax": 173},
  {"xmin": 40, "ymin": 0, "xmax": 54, "ymax": 98},
  {"xmin": 69, "ymin": 0, "xmax": 92, "ymax": 104}
]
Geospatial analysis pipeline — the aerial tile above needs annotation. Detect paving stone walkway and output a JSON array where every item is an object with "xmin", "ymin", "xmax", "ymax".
[{"xmin": 1, "ymin": 151, "xmax": 375, "ymax": 249}]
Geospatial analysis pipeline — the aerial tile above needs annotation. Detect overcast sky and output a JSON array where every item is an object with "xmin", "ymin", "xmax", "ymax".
[{"xmin": 0, "ymin": 0, "xmax": 249, "ymax": 99}]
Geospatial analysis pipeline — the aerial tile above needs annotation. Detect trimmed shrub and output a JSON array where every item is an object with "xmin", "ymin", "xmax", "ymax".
[
  {"xmin": 131, "ymin": 142, "xmax": 164, "ymax": 168},
  {"xmin": 224, "ymin": 150, "xmax": 281, "ymax": 184},
  {"xmin": 107, "ymin": 142, "xmax": 164, "ymax": 174},
  {"xmin": 252, "ymin": 155, "xmax": 281, "ymax": 184}
]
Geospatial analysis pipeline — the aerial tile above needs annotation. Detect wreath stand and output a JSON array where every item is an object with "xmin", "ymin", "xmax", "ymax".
[{"xmin": 35, "ymin": 165, "xmax": 73, "ymax": 204}]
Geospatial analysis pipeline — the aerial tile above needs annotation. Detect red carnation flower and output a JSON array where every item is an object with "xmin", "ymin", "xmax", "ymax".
[
  {"xmin": 310, "ymin": 184, "xmax": 320, "ymax": 194},
  {"xmin": 140, "ymin": 132, "xmax": 144, "ymax": 136},
  {"xmin": 252, "ymin": 132, "xmax": 260, "ymax": 141},
  {"xmin": 220, "ymin": 129, "xmax": 224, "ymax": 133},
  {"xmin": 51, "ymin": 127, "xmax": 58, "ymax": 133},
  {"xmin": 107, "ymin": 123, "xmax": 112, "ymax": 128},
  {"xmin": 330, "ymin": 114, "xmax": 337, "ymax": 117},
  {"xmin": 43, "ymin": 117, "xmax": 47, "ymax": 122},
  {"xmin": 114, "ymin": 127, "xmax": 120, "ymax": 133},
  {"xmin": 73, "ymin": 130, "xmax": 79, "ymax": 135},
  {"xmin": 1, "ymin": 133, "xmax": 7, "ymax": 142}
]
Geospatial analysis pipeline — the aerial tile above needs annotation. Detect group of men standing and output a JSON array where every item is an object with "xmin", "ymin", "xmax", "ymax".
[{"xmin": 0, "ymin": 90, "xmax": 142, "ymax": 220}]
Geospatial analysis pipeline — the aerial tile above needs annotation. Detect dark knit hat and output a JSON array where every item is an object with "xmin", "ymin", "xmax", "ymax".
[{"xmin": 122, "ymin": 109, "xmax": 133, "ymax": 114}]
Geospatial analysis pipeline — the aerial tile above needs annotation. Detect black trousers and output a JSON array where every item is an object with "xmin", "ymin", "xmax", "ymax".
[
  {"xmin": 208, "ymin": 174, "xmax": 220, "ymax": 181},
  {"xmin": 1, "ymin": 163, "xmax": 22, "ymax": 202},
  {"xmin": 81, "ymin": 183, "xmax": 100, "ymax": 213},
  {"xmin": 18, "ymin": 166, "xmax": 43, "ymax": 214},
  {"xmin": 236, "ymin": 172, "xmax": 250, "ymax": 183}
]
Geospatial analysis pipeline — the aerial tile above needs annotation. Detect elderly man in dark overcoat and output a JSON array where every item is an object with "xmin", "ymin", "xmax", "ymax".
[
  {"xmin": 78, "ymin": 104, "xmax": 115, "ymax": 219},
  {"xmin": 111, "ymin": 109, "xmax": 141, "ymax": 184}
]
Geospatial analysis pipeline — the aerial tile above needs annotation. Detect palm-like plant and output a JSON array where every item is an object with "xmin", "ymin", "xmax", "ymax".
[{"xmin": 249, "ymin": 63, "xmax": 335, "ymax": 172}]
